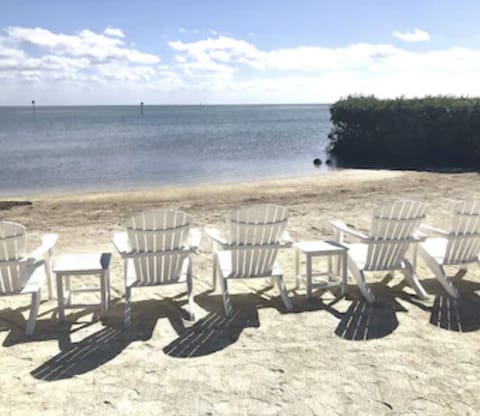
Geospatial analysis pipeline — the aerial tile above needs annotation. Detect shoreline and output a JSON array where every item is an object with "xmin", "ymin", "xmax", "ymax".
[{"xmin": 0, "ymin": 169, "xmax": 401, "ymax": 201}]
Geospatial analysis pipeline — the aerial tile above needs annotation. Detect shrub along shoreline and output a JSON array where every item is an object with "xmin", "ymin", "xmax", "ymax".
[{"xmin": 327, "ymin": 96, "xmax": 480, "ymax": 170}]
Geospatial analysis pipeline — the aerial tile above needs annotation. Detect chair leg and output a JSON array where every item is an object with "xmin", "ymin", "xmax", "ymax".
[
  {"xmin": 44, "ymin": 253, "xmax": 54, "ymax": 300},
  {"xmin": 418, "ymin": 246, "xmax": 459, "ymax": 298},
  {"xmin": 294, "ymin": 250, "xmax": 300, "ymax": 290},
  {"xmin": 212, "ymin": 254, "xmax": 217, "ymax": 291},
  {"xmin": 456, "ymin": 268, "xmax": 468, "ymax": 279},
  {"xmin": 275, "ymin": 275, "xmax": 293, "ymax": 312},
  {"xmin": 218, "ymin": 272, "xmax": 233, "ymax": 317},
  {"xmin": 402, "ymin": 260, "xmax": 428, "ymax": 300},
  {"xmin": 124, "ymin": 287, "xmax": 132, "ymax": 329},
  {"xmin": 187, "ymin": 261, "xmax": 195, "ymax": 321},
  {"xmin": 348, "ymin": 257, "xmax": 376, "ymax": 304},
  {"xmin": 26, "ymin": 290, "xmax": 41, "ymax": 336},
  {"xmin": 435, "ymin": 264, "xmax": 459, "ymax": 298}
]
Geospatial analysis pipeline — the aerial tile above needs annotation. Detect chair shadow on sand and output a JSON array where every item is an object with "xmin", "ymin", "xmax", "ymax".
[
  {"xmin": 27, "ymin": 296, "xmax": 194, "ymax": 381},
  {"xmin": 0, "ymin": 302, "xmax": 71, "ymax": 347},
  {"xmin": 334, "ymin": 297, "xmax": 405, "ymax": 340},
  {"xmin": 7, "ymin": 273, "xmax": 480, "ymax": 379},
  {"xmin": 165, "ymin": 276, "xmax": 412, "ymax": 352},
  {"xmin": 290, "ymin": 275, "xmax": 407, "ymax": 341},
  {"xmin": 400, "ymin": 271, "xmax": 480, "ymax": 332},
  {"xmin": 163, "ymin": 286, "xmax": 289, "ymax": 358}
]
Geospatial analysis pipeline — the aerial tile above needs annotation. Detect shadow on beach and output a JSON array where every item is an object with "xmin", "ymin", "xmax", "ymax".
[
  {"xmin": 163, "ymin": 288, "xmax": 291, "ymax": 358},
  {"xmin": 1, "ymin": 274, "xmax": 478, "ymax": 380},
  {"xmin": 26, "ymin": 298, "xmax": 192, "ymax": 381},
  {"xmin": 333, "ymin": 298, "xmax": 404, "ymax": 340},
  {"xmin": 414, "ymin": 276, "xmax": 480, "ymax": 332},
  {"xmin": 288, "ymin": 279, "xmax": 406, "ymax": 341}
]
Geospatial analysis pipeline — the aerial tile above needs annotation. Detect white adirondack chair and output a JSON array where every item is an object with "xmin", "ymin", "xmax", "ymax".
[
  {"xmin": 112, "ymin": 210, "xmax": 201, "ymax": 328},
  {"xmin": 205, "ymin": 204, "xmax": 293, "ymax": 316},
  {"xmin": 417, "ymin": 199, "xmax": 480, "ymax": 298},
  {"xmin": 0, "ymin": 221, "xmax": 57, "ymax": 335},
  {"xmin": 330, "ymin": 200, "xmax": 428, "ymax": 303}
]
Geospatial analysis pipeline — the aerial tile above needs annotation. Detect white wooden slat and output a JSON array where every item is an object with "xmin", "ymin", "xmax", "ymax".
[
  {"xmin": 444, "ymin": 199, "xmax": 480, "ymax": 264},
  {"xmin": 126, "ymin": 210, "xmax": 191, "ymax": 285},
  {"xmin": 230, "ymin": 247, "xmax": 279, "ymax": 277},
  {"xmin": 223, "ymin": 205, "xmax": 288, "ymax": 277},
  {"xmin": 365, "ymin": 201, "xmax": 426, "ymax": 270},
  {"xmin": 0, "ymin": 221, "xmax": 29, "ymax": 294}
]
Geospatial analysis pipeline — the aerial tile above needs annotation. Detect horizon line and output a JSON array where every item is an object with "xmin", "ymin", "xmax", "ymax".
[{"xmin": 0, "ymin": 102, "xmax": 332, "ymax": 107}]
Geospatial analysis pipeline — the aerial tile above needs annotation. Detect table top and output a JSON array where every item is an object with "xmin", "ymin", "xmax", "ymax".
[
  {"xmin": 293, "ymin": 240, "xmax": 347, "ymax": 255},
  {"xmin": 53, "ymin": 253, "xmax": 111, "ymax": 273}
]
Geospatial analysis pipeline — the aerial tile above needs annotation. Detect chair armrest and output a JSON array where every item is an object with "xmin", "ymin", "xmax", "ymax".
[
  {"xmin": 112, "ymin": 232, "xmax": 130, "ymax": 256},
  {"xmin": 413, "ymin": 231, "xmax": 428, "ymax": 242},
  {"xmin": 419, "ymin": 223, "xmax": 449, "ymax": 237},
  {"xmin": 329, "ymin": 220, "xmax": 368, "ymax": 241},
  {"xmin": 29, "ymin": 233, "xmax": 58, "ymax": 262},
  {"xmin": 204, "ymin": 227, "xmax": 229, "ymax": 247},
  {"xmin": 280, "ymin": 230, "xmax": 293, "ymax": 247},
  {"xmin": 189, "ymin": 228, "xmax": 202, "ymax": 250}
]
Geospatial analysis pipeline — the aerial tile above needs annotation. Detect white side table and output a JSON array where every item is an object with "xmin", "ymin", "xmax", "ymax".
[
  {"xmin": 53, "ymin": 253, "xmax": 112, "ymax": 322},
  {"xmin": 293, "ymin": 240, "xmax": 348, "ymax": 298}
]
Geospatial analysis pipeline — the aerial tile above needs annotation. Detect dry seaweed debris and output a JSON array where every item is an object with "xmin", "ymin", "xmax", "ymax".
[{"xmin": 0, "ymin": 201, "xmax": 32, "ymax": 211}]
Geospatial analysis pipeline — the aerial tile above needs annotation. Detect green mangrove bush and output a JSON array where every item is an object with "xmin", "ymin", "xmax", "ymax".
[{"xmin": 328, "ymin": 96, "xmax": 480, "ymax": 169}]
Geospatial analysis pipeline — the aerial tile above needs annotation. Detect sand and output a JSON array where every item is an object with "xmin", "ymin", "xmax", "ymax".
[{"xmin": 0, "ymin": 169, "xmax": 480, "ymax": 415}]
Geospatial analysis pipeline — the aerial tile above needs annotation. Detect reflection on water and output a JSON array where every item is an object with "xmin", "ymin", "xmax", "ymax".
[{"xmin": 0, "ymin": 104, "xmax": 332, "ymax": 195}]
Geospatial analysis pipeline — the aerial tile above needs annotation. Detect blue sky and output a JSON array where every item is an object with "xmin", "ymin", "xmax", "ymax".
[{"xmin": 1, "ymin": 0, "xmax": 480, "ymax": 104}]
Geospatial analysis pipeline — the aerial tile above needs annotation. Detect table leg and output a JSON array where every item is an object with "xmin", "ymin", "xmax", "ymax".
[
  {"xmin": 56, "ymin": 274, "xmax": 65, "ymax": 322},
  {"xmin": 328, "ymin": 256, "xmax": 333, "ymax": 281},
  {"xmin": 100, "ymin": 271, "xmax": 107, "ymax": 312},
  {"xmin": 106, "ymin": 269, "xmax": 111, "ymax": 310},
  {"xmin": 45, "ymin": 251, "xmax": 53, "ymax": 300},
  {"xmin": 294, "ymin": 250, "xmax": 300, "ymax": 289},
  {"xmin": 306, "ymin": 254, "xmax": 312, "ymax": 299},
  {"xmin": 66, "ymin": 275, "xmax": 71, "ymax": 305},
  {"xmin": 341, "ymin": 252, "xmax": 348, "ymax": 296}
]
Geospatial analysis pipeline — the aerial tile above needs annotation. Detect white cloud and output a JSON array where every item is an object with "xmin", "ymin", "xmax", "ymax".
[
  {"xmin": 104, "ymin": 27, "xmax": 125, "ymax": 38},
  {"xmin": 97, "ymin": 63, "xmax": 156, "ymax": 81},
  {"xmin": 4, "ymin": 28, "xmax": 480, "ymax": 105},
  {"xmin": 6, "ymin": 27, "xmax": 159, "ymax": 64},
  {"xmin": 0, "ymin": 26, "xmax": 164, "ymax": 89},
  {"xmin": 392, "ymin": 28, "xmax": 430, "ymax": 42},
  {"xmin": 164, "ymin": 34, "xmax": 480, "ymax": 103}
]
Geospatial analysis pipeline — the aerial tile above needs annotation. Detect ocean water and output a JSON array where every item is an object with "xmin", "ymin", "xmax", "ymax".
[{"xmin": 0, "ymin": 104, "xmax": 332, "ymax": 195}]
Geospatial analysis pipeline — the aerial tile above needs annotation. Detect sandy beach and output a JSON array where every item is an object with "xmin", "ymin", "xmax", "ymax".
[{"xmin": 1, "ymin": 169, "xmax": 480, "ymax": 415}]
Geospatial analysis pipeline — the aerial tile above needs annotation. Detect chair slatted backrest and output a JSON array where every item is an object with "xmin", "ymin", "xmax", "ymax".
[
  {"xmin": 0, "ymin": 221, "xmax": 28, "ymax": 294},
  {"xmin": 227, "ymin": 205, "xmax": 288, "ymax": 277},
  {"xmin": 444, "ymin": 199, "xmax": 480, "ymax": 265},
  {"xmin": 365, "ymin": 201, "xmax": 426, "ymax": 271},
  {"xmin": 126, "ymin": 210, "xmax": 191, "ymax": 284}
]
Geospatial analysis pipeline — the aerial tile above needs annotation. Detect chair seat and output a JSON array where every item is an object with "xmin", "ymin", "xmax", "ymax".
[
  {"xmin": 343, "ymin": 243, "xmax": 367, "ymax": 270},
  {"xmin": 126, "ymin": 257, "xmax": 190, "ymax": 287},
  {"xmin": 343, "ymin": 243, "xmax": 405, "ymax": 271},
  {"xmin": 21, "ymin": 264, "xmax": 46, "ymax": 294},
  {"xmin": 421, "ymin": 237, "xmax": 480, "ymax": 265},
  {"xmin": 216, "ymin": 250, "xmax": 282, "ymax": 279},
  {"xmin": 420, "ymin": 238, "xmax": 448, "ymax": 264},
  {"xmin": 0, "ymin": 264, "xmax": 43, "ymax": 297},
  {"xmin": 0, "ymin": 263, "xmax": 45, "ymax": 297}
]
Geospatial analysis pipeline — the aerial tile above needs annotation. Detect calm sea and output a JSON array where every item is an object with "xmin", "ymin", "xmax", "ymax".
[{"xmin": 0, "ymin": 104, "xmax": 332, "ymax": 195}]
